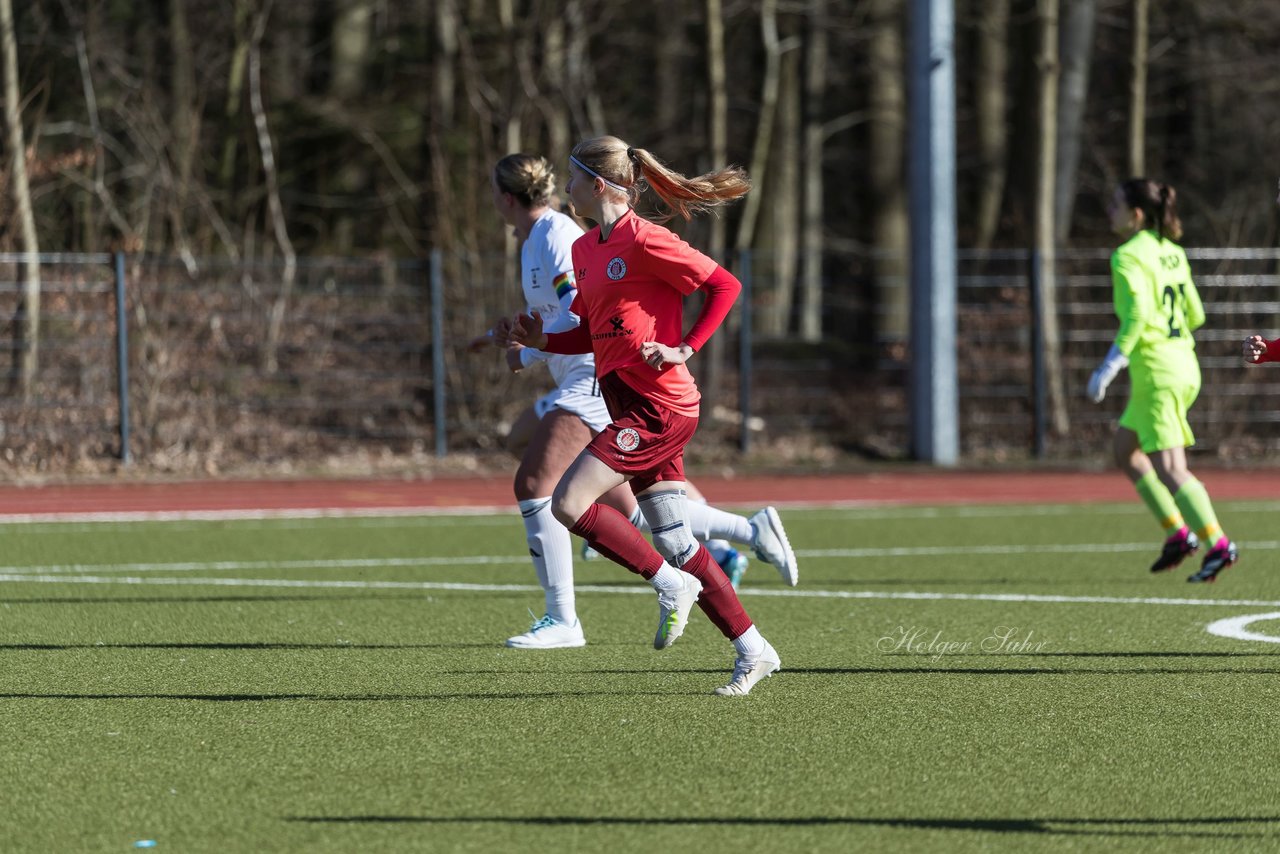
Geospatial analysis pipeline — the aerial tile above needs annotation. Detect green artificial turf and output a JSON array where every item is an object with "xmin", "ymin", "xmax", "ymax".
[{"xmin": 2, "ymin": 500, "xmax": 1279, "ymax": 852}]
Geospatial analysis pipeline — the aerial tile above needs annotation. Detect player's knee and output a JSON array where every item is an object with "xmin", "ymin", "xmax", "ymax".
[
  {"xmin": 514, "ymin": 455, "xmax": 563, "ymax": 501},
  {"xmin": 550, "ymin": 485, "xmax": 585, "ymax": 528},
  {"xmin": 513, "ymin": 467, "xmax": 539, "ymax": 502},
  {"xmin": 651, "ymin": 523, "xmax": 697, "ymax": 567}
]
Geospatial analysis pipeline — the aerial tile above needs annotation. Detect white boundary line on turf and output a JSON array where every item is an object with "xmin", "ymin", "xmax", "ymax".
[
  {"xmin": 1205, "ymin": 612, "xmax": 1280, "ymax": 644},
  {"xmin": 3, "ymin": 539, "xmax": 1276, "ymax": 576},
  {"xmin": 7, "ymin": 572, "xmax": 1280, "ymax": 610},
  {"xmin": 0, "ymin": 500, "xmax": 904, "ymax": 525},
  {"xmin": 8, "ymin": 572, "xmax": 1280, "ymax": 648},
  {"xmin": 0, "ymin": 556, "xmax": 527, "ymax": 576},
  {"xmin": 803, "ymin": 542, "xmax": 1280, "ymax": 557}
]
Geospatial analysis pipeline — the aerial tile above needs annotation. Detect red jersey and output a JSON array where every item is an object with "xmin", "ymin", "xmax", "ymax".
[{"xmin": 566, "ymin": 209, "xmax": 718, "ymax": 416}]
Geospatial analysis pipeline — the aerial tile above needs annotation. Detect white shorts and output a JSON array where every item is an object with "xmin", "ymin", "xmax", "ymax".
[{"xmin": 535, "ymin": 374, "xmax": 610, "ymax": 434}]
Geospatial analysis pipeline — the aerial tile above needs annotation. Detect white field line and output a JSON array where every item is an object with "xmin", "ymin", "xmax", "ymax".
[
  {"xmin": 805, "ymin": 541, "xmax": 1280, "ymax": 557},
  {"xmin": 1, "ymin": 539, "xmax": 1277, "ymax": 578},
  {"xmin": 0, "ymin": 556, "xmax": 528, "ymax": 576},
  {"xmin": 1205, "ymin": 613, "xmax": 1280, "ymax": 644},
  {"xmin": 3, "ymin": 499, "xmax": 1278, "ymax": 532},
  {"xmin": 6, "ymin": 572, "xmax": 1280, "ymax": 611},
  {"xmin": 0, "ymin": 502, "xmax": 897, "ymax": 525}
]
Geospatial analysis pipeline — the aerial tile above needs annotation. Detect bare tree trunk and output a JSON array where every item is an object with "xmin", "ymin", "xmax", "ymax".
[
  {"xmin": 702, "ymin": 0, "xmax": 729, "ymax": 409},
  {"xmin": 434, "ymin": 0, "xmax": 458, "ymax": 131},
  {"xmin": 654, "ymin": 0, "xmax": 686, "ymax": 140},
  {"xmin": 734, "ymin": 0, "xmax": 788, "ymax": 257},
  {"xmin": 972, "ymin": 0, "xmax": 1010, "ymax": 250},
  {"xmin": 800, "ymin": 0, "xmax": 828, "ymax": 345},
  {"xmin": 330, "ymin": 0, "xmax": 373, "ymax": 253},
  {"xmin": 423, "ymin": 0, "xmax": 460, "ymax": 251},
  {"xmin": 541, "ymin": 16, "xmax": 569, "ymax": 161},
  {"xmin": 1186, "ymin": 4, "xmax": 1215, "ymax": 183},
  {"xmin": 218, "ymin": 0, "xmax": 251, "ymax": 216},
  {"xmin": 1128, "ymin": 0, "xmax": 1148, "ymax": 176},
  {"xmin": 705, "ymin": 0, "xmax": 728, "ymax": 260},
  {"xmin": 1055, "ymin": 0, "xmax": 1095, "ymax": 243},
  {"xmin": 250, "ymin": 3, "xmax": 297, "ymax": 375},
  {"xmin": 771, "ymin": 50, "xmax": 804, "ymax": 341},
  {"xmin": 1, "ymin": 0, "xmax": 40, "ymax": 401},
  {"xmin": 79, "ymin": 0, "xmax": 100, "ymax": 251},
  {"xmin": 501, "ymin": 0, "xmax": 522, "ymax": 156},
  {"xmin": 168, "ymin": 0, "xmax": 199, "ymax": 268},
  {"xmin": 869, "ymin": 0, "xmax": 908, "ymax": 341},
  {"xmin": 1035, "ymin": 0, "xmax": 1069, "ymax": 435},
  {"xmin": 566, "ymin": 1, "xmax": 606, "ymax": 135}
]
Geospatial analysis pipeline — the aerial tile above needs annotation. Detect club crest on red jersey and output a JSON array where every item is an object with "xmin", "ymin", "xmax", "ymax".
[
  {"xmin": 606, "ymin": 257, "xmax": 627, "ymax": 280},
  {"xmin": 615, "ymin": 427, "xmax": 641, "ymax": 452}
]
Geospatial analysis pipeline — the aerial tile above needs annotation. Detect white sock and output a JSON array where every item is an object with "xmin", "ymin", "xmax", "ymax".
[
  {"xmin": 648, "ymin": 562, "xmax": 685, "ymax": 594},
  {"xmin": 518, "ymin": 497, "xmax": 576, "ymax": 625},
  {"xmin": 686, "ymin": 502, "xmax": 754, "ymax": 545},
  {"xmin": 732, "ymin": 625, "xmax": 766, "ymax": 657}
]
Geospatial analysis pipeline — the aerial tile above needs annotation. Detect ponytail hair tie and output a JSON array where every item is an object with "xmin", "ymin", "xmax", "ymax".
[{"xmin": 626, "ymin": 147, "xmax": 639, "ymax": 163}]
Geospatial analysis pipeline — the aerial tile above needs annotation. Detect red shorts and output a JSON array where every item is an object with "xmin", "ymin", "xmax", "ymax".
[{"xmin": 586, "ymin": 371, "xmax": 699, "ymax": 493}]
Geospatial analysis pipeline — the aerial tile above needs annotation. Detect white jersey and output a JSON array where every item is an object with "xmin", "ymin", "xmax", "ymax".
[{"xmin": 519, "ymin": 210, "xmax": 596, "ymax": 388}]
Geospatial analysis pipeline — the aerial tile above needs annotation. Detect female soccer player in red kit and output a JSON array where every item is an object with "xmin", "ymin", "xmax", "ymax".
[
  {"xmin": 500, "ymin": 136, "xmax": 789, "ymax": 696},
  {"xmin": 1241, "ymin": 183, "xmax": 1280, "ymax": 365}
]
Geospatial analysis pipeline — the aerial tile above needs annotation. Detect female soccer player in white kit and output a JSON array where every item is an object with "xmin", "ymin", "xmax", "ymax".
[{"xmin": 474, "ymin": 154, "xmax": 797, "ymax": 650}]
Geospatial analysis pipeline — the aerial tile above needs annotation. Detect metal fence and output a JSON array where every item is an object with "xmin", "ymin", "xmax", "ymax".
[{"xmin": 2, "ymin": 247, "xmax": 1278, "ymax": 474}]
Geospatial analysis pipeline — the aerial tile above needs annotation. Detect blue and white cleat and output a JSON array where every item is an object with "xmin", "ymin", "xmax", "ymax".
[
  {"xmin": 505, "ymin": 613, "xmax": 586, "ymax": 649},
  {"xmin": 709, "ymin": 545, "xmax": 749, "ymax": 589}
]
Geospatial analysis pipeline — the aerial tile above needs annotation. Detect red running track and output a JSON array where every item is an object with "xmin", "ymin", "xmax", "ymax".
[{"xmin": 0, "ymin": 469, "xmax": 1272, "ymax": 517}]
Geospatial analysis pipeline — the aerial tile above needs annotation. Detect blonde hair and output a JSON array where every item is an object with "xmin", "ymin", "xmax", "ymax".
[
  {"xmin": 570, "ymin": 135, "xmax": 751, "ymax": 222},
  {"xmin": 493, "ymin": 153, "xmax": 557, "ymax": 209}
]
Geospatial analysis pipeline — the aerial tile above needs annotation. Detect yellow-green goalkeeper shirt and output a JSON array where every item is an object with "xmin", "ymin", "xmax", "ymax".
[{"xmin": 1110, "ymin": 229, "xmax": 1205, "ymax": 385}]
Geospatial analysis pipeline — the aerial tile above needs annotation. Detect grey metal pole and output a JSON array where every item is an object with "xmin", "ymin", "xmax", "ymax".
[
  {"xmin": 908, "ymin": 0, "xmax": 959, "ymax": 465},
  {"xmin": 113, "ymin": 252, "xmax": 132, "ymax": 464},
  {"xmin": 737, "ymin": 250, "xmax": 753, "ymax": 455},
  {"xmin": 430, "ymin": 249, "xmax": 447, "ymax": 457}
]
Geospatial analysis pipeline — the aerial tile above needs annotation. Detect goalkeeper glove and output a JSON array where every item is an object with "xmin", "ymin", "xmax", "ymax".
[{"xmin": 1087, "ymin": 344, "xmax": 1129, "ymax": 403}]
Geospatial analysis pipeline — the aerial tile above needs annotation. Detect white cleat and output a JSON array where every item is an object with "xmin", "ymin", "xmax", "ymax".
[
  {"xmin": 505, "ymin": 614, "xmax": 586, "ymax": 649},
  {"xmin": 749, "ymin": 507, "xmax": 798, "ymax": 586},
  {"xmin": 653, "ymin": 574, "xmax": 702, "ymax": 650},
  {"xmin": 714, "ymin": 641, "xmax": 782, "ymax": 696}
]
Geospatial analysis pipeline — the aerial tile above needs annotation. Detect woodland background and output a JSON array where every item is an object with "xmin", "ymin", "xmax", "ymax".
[{"xmin": 3, "ymin": 0, "xmax": 1280, "ymax": 476}]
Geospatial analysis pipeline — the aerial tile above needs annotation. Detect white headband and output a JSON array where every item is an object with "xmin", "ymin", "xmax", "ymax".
[{"xmin": 570, "ymin": 155, "xmax": 630, "ymax": 194}]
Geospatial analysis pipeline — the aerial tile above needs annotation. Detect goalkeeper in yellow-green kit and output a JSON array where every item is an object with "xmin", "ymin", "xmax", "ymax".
[{"xmin": 1087, "ymin": 178, "xmax": 1237, "ymax": 582}]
